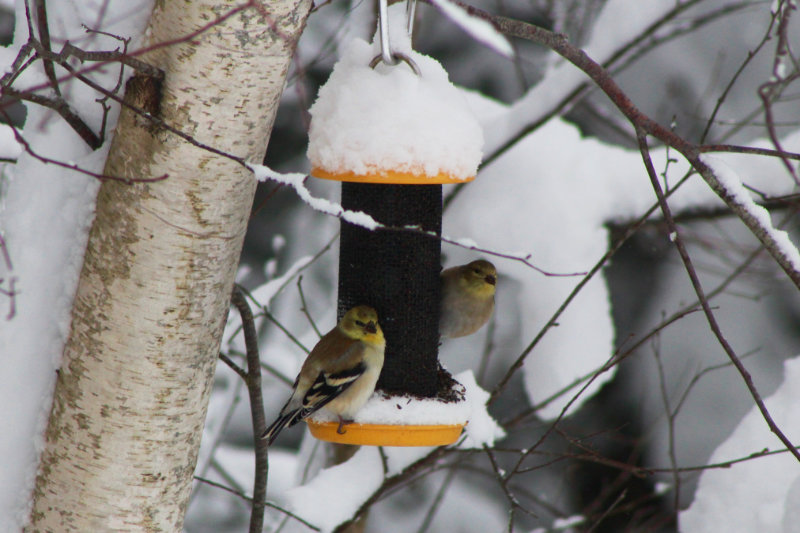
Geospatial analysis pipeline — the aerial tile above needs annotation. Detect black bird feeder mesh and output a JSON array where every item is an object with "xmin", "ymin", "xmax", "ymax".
[{"xmin": 338, "ymin": 183, "xmax": 442, "ymax": 398}]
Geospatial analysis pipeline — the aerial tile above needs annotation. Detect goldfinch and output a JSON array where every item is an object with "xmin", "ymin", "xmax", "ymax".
[
  {"xmin": 439, "ymin": 259, "xmax": 497, "ymax": 339},
  {"xmin": 262, "ymin": 305, "xmax": 385, "ymax": 445}
]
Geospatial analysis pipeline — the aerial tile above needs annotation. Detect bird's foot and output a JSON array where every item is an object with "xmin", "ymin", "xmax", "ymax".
[{"xmin": 336, "ymin": 417, "xmax": 353, "ymax": 434}]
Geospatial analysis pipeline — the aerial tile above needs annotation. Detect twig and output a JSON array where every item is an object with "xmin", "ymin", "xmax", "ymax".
[
  {"xmin": 230, "ymin": 285, "xmax": 269, "ymax": 533},
  {"xmin": 503, "ymin": 306, "xmax": 703, "ymax": 429},
  {"xmin": 218, "ymin": 352, "xmax": 247, "ymax": 380},
  {"xmin": 516, "ymin": 445, "xmax": 650, "ymax": 480},
  {"xmin": 442, "ymin": 0, "xmax": 722, "ymax": 211},
  {"xmin": 13, "ymin": 1, "xmax": 252, "ymax": 96},
  {"xmin": 3, "ymin": 5, "xmax": 266, "ymax": 166},
  {"xmin": 297, "ymin": 275, "xmax": 322, "ymax": 338},
  {"xmin": 504, "ymin": 346, "xmax": 637, "ymax": 480},
  {"xmin": 437, "ymin": 232, "xmax": 585, "ymax": 278},
  {"xmin": 255, "ymin": 166, "xmax": 582, "ymax": 278},
  {"xmin": 649, "ymin": 445, "xmax": 798, "ymax": 474},
  {"xmin": 585, "ymin": 489, "xmax": 627, "ymax": 533},
  {"xmin": 79, "ymin": 30, "xmax": 133, "ymax": 141},
  {"xmin": 673, "ymin": 349, "xmax": 761, "ymax": 419},
  {"xmin": 378, "ymin": 447, "xmax": 389, "ymax": 476},
  {"xmin": 505, "ymin": 230, "xmax": 772, "ymax": 429},
  {"xmin": 0, "ymin": 235, "xmax": 17, "ymax": 320},
  {"xmin": 227, "ymin": 350, "xmax": 294, "ymax": 386},
  {"xmin": 466, "ymin": 2, "xmax": 800, "ymax": 402},
  {"xmin": 2, "ymin": 86, "xmax": 101, "ymax": 149},
  {"xmin": 33, "ymin": 0, "xmax": 60, "ymax": 97},
  {"xmin": 0, "ymin": 277, "xmax": 17, "ymax": 321},
  {"xmin": 337, "ymin": 446, "xmax": 454, "ymax": 529},
  {"xmin": 262, "ymin": 309, "xmax": 310, "ymax": 354},
  {"xmin": 701, "ymin": 20, "xmax": 770, "ymax": 145},
  {"xmin": 488, "ymin": 172, "xmax": 693, "ymax": 405},
  {"xmin": 652, "ymin": 340, "xmax": 681, "ymax": 512},
  {"xmin": 610, "ymin": 2, "xmax": 759, "ymax": 90},
  {"xmin": 459, "ymin": 2, "xmax": 800, "ymax": 291},
  {"xmin": 698, "ymin": 143, "xmax": 800, "ymax": 160},
  {"xmin": 0, "ymin": 112, "xmax": 167, "ymax": 183},
  {"xmin": 757, "ymin": 0, "xmax": 799, "ymax": 184},
  {"xmin": 0, "ymin": 42, "xmax": 34, "ymax": 88},
  {"xmin": 415, "ymin": 468, "xmax": 458, "ymax": 533},
  {"xmin": 476, "ymin": 313, "xmax": 497, "ymax": 386},
  {"xmin": 239, "ymin": 233, "xmax": 338, "ymax": 316},
  {"xmin": 251, "ymin": 183, "xmax": 285, "ymax": 218},
  {"xmin": 193, "ymin": 476, "xmax": 320, "ymax": 531},
  {"xmin": 468, "ymin": 0, "xmax": 712, "ymax": 168},
  {"xmin": 483, "ymin": 445, "xmax": 537, "ymax": 521},
  {"xmin": 210, "ymin": 457, "xmax": 247, "ymax": 495},
  {"xmin": 0, "ymin": 234, "xmax": 13, "ymax": 271},
  {"xmin": 608, "ymin": 193, "xmax": 800, "ymax": 231},
  {"xmin": 1, "ymin": 25, "xmax": 161, "ymax": 150},
  {"xmin": 637, "ymin": 129, "xmax": 800, "ymax": 462},
  {"xmin": 53, "ymin": 41, "xmax": 164, "ymax": 80},
  {"xmin": 221, "ymin": 331, "xmax": 295, "ymax": 385}
]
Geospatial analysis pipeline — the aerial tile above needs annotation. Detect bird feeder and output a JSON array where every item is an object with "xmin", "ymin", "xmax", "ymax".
[{"xmin": 305, "ymin": 0, "xmax": 483, "ymax": 446}]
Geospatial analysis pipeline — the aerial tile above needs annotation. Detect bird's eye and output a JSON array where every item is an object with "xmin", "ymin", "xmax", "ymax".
[
  {"xmin": 355, "ymin": 320, "xmax": 366, "ymax": 327},
  {"xmin": 473, "ymin": 268, "xmax": 482, "ymax": 274}
]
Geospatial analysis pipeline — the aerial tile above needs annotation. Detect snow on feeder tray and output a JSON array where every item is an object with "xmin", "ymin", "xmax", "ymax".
[{"xmin": 305, "ymin": 1, "xmax": 483, "ymax": 447}]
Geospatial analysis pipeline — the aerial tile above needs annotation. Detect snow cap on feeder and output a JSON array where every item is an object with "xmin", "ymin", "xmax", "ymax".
[{"xmin": 307, "ymin": 3, "xmax": 484, "ymax": 184}]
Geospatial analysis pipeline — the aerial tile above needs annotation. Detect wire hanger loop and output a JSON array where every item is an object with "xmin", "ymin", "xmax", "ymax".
[{"xmin": 371, "ymin": 0, "xmax": 420, "ymax": 75}]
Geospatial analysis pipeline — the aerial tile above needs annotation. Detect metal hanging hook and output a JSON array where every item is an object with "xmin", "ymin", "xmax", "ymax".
[
  {"xmin": 371, "ymin": 0, "xmax": 421, "ymax": 75},
  {"xmin": 378, "ymin": 0, "xmax": 396, "ymax": 65},
  {"xmin": 406, "ymin": 0, "xmax": 417, "ymax": 38}
]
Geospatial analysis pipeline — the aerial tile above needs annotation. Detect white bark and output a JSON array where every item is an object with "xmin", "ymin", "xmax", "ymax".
[{"xmin": 27, "ymin": 0, "xmax": 311, "ymax": 530}]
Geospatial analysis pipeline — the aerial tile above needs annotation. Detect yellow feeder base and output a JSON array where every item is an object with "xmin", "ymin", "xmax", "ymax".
[
  {"xmin": 311, "ymin": 166, "xmax": 475, "ymax": 185},
  {"xmin": 306, "ymin": 419, "xmax": 465, "ymax": 447}
]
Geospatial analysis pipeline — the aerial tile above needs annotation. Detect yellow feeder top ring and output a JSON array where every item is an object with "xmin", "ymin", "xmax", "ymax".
[
  {"xmin": 306, "ymin": 419, "xmax": 465, "ymax": 447},
  {"xmin": 311, "ymin": 166, "xmax": 475, "ymax": 185}
]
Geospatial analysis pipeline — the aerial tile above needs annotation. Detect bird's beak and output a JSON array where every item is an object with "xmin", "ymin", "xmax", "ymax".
[
  {"xmin": 365, "ymin": 321, "xmax": 377, "ymax": 334},
  {"xmin": 485, "ymin": 274, "xmax": 497, "ymax": 286}
]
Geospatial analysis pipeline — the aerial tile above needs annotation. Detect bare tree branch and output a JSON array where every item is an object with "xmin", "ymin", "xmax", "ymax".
[
  {"xmin": 457, "ymin": 2, "xmax": 800, "ymax": 291},
  {"xmin": 32, "ymin": 0, "xmax": 60, "ymax": 97},
  {"xmin": 230, "ymin": 285, "xmax": 269, "ymax": 533},
  {"xmin": 488, "ymin": 170, "xmax": 694, "ymax": 405},
  {"xmin": 3, "ymin": 86, "xmax": 101, "ymax": 148},
  {"xmin": 637, "ymin": 128, "xmax": 800, "ymax": 462}
]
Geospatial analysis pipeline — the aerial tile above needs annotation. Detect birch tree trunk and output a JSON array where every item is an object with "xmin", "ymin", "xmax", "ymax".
[{"xmin": 27, "ymin": 0, "xmax": 310, "ymax": 530}]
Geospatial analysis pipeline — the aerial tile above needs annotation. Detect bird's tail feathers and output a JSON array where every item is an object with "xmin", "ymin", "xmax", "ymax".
[{"xmin": 261, "ymin": 409, "xmax": 303, "ymax": 446}]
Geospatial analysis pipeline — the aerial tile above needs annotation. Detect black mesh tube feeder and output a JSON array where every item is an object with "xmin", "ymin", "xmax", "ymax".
[{"xmin": 302, "ymin": 0, "xmax": 483, "ymax": 446}]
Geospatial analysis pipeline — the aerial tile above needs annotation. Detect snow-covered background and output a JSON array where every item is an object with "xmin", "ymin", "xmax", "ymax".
[{"xmin": 1, "ymin": 0, "xmax": 799, "ymax": 532}]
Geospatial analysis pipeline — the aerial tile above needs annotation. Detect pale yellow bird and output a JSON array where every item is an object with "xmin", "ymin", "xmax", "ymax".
[
  {"xmin": 439, "ymin": 259, "xmax": 497, "ymax": 339},
  {"xmin": 262, "ymin": 305, "xmax": 385, "ymax": 445}
]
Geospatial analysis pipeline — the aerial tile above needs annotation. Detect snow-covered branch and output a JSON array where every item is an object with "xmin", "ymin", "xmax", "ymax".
[{"xmin": 460, "ymin": 2, "xmax": 800, "ymax": 292}]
